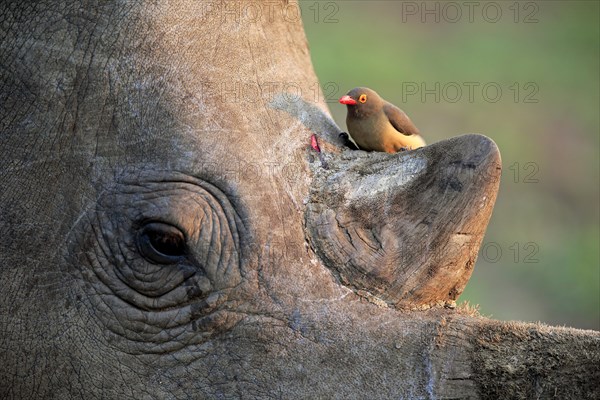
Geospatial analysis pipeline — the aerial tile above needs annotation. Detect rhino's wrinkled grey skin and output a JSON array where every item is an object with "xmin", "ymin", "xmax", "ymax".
[{"xmin": 1, "ymin": 2, "xmax": 598, "ymax": 399}]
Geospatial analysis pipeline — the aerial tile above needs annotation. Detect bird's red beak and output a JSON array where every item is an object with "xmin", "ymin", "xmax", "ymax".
[{"xmin": 339, "ymin": 95, "xmax": 357, "ymax": 105}]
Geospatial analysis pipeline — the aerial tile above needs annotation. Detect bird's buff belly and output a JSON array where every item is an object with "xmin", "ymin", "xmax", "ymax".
[{"xmin": 352, "ymin": 126, "xmax": 426, "ymax": 153}]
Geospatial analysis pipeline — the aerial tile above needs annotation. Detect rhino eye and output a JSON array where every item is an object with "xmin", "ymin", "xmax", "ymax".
[{"xmin": 137, "ymin": 222, "xmax": 187, "ymax": 264}]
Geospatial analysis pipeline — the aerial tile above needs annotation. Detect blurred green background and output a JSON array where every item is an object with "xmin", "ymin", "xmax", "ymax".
[{"xmin": 301, "ymin": 0, "xmax": 599, "ymax": 330}]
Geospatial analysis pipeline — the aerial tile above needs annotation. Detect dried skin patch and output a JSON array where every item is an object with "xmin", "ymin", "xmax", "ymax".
[{"xmin": 473, "ymin": 321, "xmax": 600, "ymax": 399}]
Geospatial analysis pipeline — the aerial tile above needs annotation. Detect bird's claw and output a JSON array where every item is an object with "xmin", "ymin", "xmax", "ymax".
[{"xmin": 339, "ymin": 132, "xmax": 359, "ymax": 150}]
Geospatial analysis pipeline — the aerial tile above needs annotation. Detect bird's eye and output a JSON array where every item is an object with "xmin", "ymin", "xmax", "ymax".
[
  {"xmin": 359, "ymin": 94, "xmax": 367, "ymax": 103},
  {"xmin": 137, "ymin": 222, "xmax": 187, "ymax": 264}
]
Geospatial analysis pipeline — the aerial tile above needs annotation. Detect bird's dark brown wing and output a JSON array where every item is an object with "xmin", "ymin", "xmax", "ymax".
[{"xmin": 383, "ymin": 103, "xmax": 420, "ymax": 136}]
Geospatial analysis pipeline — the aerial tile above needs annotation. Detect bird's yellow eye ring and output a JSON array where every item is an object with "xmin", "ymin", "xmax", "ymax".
[{"xmin": 359, "ymin": 94, "xmax": 367, "ymax": 103}]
